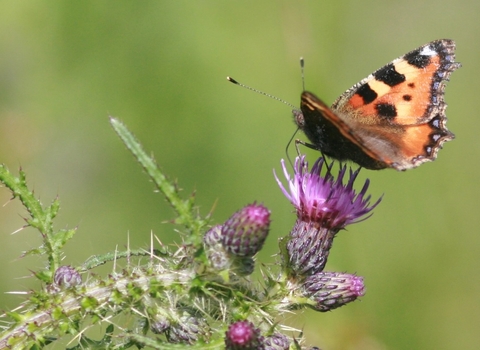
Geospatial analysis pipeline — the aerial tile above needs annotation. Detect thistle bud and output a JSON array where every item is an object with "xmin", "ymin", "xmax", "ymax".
[
  {"xmin": 150, "ymin": 316, "xmax": 170, "ymax": 334},
  {"xmin": 53, "ymin": 265, "xmax": 82, "ymax": 288},
  {"xmin": 204, "ymin": 225, "xmax": 223, "ymax": 247},
  {"xmin": 166, "ymin": 314, "xmax": 210, "ymax": 344},
  {"xmin": 264, "ymin": 333, "xmax": 290, "ymax": 350},
  {"xmin": 221, "ymin": 203, "xmax": 270, "ymax": 257},
  {"xmin": 302, "ymin": 271, "xmax": 365, "ymax": 311},
  {"xmin": 225, "ymin": 320, "xmax": 265, "ymax": 349}
]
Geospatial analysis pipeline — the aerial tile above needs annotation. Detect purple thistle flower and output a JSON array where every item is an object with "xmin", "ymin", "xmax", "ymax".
[
  {"xmin": 225, "ymin": 320, "xmax": 265, "ymax": 349},
  {"xmin": 275, "ymin": 156, "xmax": 381, "ymax": 276},
  {"xmin": 275, "ymin": 156, "xmax": 380, "ymax": 231},
  {"xmin": 221, "ymin": 203, "xmax": 271, "ymax": 257},
  {"xmin": 302, "ymin": 271, "xmax": 365, "ymax": 312}
]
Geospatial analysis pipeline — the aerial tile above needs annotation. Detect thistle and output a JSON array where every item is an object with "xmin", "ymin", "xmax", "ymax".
[
  {"xmin": 0, "ymin": 118, "xmax": 380, "ymax": 349},
  {"xmin": 275, "ymin": 156, "xmax": 381, "ymax": 277}
]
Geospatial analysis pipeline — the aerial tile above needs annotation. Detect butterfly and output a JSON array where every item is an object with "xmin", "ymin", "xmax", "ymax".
[{"xmin": 294, "ymin": 39, "xmax": 460, "ymax": 170}]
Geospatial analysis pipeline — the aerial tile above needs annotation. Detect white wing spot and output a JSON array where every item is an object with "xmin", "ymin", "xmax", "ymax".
[{"xmin": 419, "ymin": 45, "xmax": 436, "ymax": 56}]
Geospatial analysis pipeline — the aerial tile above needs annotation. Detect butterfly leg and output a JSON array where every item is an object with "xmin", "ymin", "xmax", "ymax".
[
  {"xmin": 286, "ymin": 139, "xmax": 319, "ymax": 167},
  {"xmin": 294, "ymin": 139, "xmax": 326, "ymax": 157}
]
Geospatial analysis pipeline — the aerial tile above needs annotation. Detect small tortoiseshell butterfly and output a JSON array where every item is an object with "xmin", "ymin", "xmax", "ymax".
[{"xmin": 294, "ymin": 39, "xmax": 460, "ymax": 170}]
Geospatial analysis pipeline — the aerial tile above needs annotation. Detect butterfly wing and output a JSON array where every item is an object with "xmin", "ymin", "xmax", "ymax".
[
  {"xmin": 299, "ymin": 92, "xmax": 389, "ymax": 170},
  {"xmin": 329, "ymin": 39, "xmax": 459, "ymax": 170}
]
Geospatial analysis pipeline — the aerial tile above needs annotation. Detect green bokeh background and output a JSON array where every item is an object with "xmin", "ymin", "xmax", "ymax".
[{"xmin": 0, "ymin": 1, "xmax": 478, "ymax": 349}]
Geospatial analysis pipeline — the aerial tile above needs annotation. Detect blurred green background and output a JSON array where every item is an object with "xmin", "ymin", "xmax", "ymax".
[{"xmin": 0, "ymin": 1, "xmax": 478, "ymax": 349}]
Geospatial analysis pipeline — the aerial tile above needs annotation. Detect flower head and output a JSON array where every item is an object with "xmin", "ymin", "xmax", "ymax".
[
  {"xmin": 166, "ymin": 314, "xmax": 210, "ymax": 344},
  {"xmin": 264, "ymin": 333, "xmax": 290, "ymax": 350},
  {"xmin": 275, "ymin": 156, "xmax": 381, "ymax": 276},
  {"xmin": 302, "ymin": 271, "xmax": 365, "ymax": 311},
  {"xmin": 53, "ymin": 265, "xmax": 82, "ymax": 289},
  {"xmin": 150, "ymin": 316, "xmax": 170, "ymax": 334},
  {"xmin": 275, "ymin": 156, "xmax": 381, "ymax": 231},
  {"xmin": 203, "ymin": 224, "xmax": 223, "ymax": 247},
  {"xmin": 221, "ymin": 203, "xmax": 271, "ymax": 257},
  {"xmin": 225, "ymin": 320, "xmax": 265, "ymax": 349}
]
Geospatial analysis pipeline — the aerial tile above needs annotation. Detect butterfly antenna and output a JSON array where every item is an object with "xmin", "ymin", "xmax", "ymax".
[
  {"xmin": 226, "ymin": 77, "xmax": 297, "ymax": 110},
  {"xmin": 227, "ymin": 76, "xmax": 303, "ymax": 169},
  {"xmin": 300, "ymin": 57, "xmax": 305, "ymax": 91}
]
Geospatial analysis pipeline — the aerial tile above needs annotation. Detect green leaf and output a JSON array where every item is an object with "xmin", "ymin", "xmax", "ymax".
[{"xmin": 109, "ymin": 117, "xmax": 207, "ymax": 240}]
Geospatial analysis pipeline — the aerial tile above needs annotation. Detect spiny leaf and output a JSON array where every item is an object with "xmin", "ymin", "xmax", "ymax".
[{"xmin": 109, "ymin": 117, "xmax": 207, "ymax": 239}]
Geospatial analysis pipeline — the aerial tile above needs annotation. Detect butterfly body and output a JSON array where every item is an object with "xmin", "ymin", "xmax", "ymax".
[{"xmin": 295, "ymin": 39, "xmax": 460, "ymax": 171}]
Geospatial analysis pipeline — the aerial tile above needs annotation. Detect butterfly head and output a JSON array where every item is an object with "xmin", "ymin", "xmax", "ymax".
[{"xmin": 292, "ymin": 109, "xmax": 305, "ymax": 128}]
